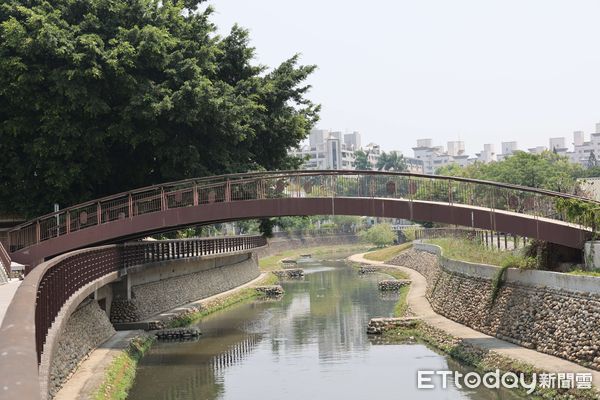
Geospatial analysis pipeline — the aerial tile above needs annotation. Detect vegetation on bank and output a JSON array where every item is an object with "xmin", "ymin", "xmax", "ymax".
[
  {"xmin": 259, "ymin": 243, "xmax": 370, "ymax": 271},
  {"xmin": 168, "ymin": 273, "xmax": 279, "ymax": 328},
  {"xmin": 359, "ymin": 223, "xmax": 396, "ymax": 248},
  {"xmin": 383, "ymin": 322, "xmax": 599, "ymax": 400},
  {"xmin": 94, "ymin": 272, "xmax": 278, "ymax": 399},
  {"xmin": 393, "ymin": 285, "xmax": 410, "ymax": 317},
  {"xmin": 363, "ymin": 243, "xmax": 413, "ymax": 262},
  {"xmin": 569, "ymin": 269, "xmax": 600, "ymax": 277},
  {"xmin": 424, "ymin": 237, "xmax": 600, "ymax": 277},
  {"xmin": 425, "ymin": 238, "xmax": 520, "ymax": 266},
  {"xmin": 93, "ymin": 335, "xmax": 155, "ymax": 400}
]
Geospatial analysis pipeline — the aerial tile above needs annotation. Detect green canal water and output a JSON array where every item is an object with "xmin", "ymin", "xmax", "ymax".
[{"xmin": 128, "ymin": 256, "xmax": 528, "ymax": 400}]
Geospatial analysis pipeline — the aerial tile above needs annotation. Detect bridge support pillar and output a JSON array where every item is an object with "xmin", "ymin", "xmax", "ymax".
[
  {"xmin": 584, "ymin": 241, "xmax": 600, "ymax": 270},
  {"xmin": 110, "ymin": 275, "xmax": 131, "ymax": 301}
]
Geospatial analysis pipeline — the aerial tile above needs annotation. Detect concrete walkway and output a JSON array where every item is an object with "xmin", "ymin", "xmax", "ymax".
[
  {"xmin": 0, "ymin": 279, "xmax": 21, "ymax": 326},
  {"xmin": 349, "ymin": 253, "xmax": 600, "ymax": 387},
  {"xmin": 53, "ymin": 330, "xmax": 141, "ymax": 400}
]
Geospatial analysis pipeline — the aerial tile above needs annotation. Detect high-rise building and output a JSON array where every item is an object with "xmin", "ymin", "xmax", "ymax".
[
  {"xmin": 413, "ymin": 139, "xmax": 470, "ymax": 175},
  {"xmin": 567, "ymin": 124, "xmax": 600, "ymax": 167},
  {"xmin": 502, "ymin": 141, "xmax": 518, "ymax": 154},
  {"xmin": 308, "ymin": 129, "xmax": 328, "ymax": 148},
  {"xmin": 290, "ymin": 129, "xmax": 357, "ymax": 170},
  {"xmin": 343, "ymin": 132, "xmax": 361, "ymax": 150},
  {"xmin": 363, "ymin": 143, "xmax": 381, "ymax": 168},
  {"xmin": 549, "ymin": 137, "xmax": 567, "ymax": 152},
  {"xmin": 446, "ymin": 141, "xmax": 465, "ymax": 157},
  {"xmin": 416, "ymin": 138, "xmax": 432, "ymax": 148},
  {"xmin": 528, "ymin": 146, "xmax": 547, "ymax": 154},
  {"xmin": 574, "ymin": 131, "xmax": 585, "ymax": 146},
  {"xmin": 476, "ymin": 144, "xmax": 496, "ymax": 163}
]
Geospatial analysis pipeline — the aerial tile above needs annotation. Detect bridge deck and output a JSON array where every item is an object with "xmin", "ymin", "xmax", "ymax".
[{"xmin": 9, "ymin": 196, "xmax": 591, "ymax": 266}]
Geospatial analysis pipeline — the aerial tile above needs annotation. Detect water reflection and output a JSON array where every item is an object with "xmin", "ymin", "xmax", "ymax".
[{"xmin": 128, "ymin": 260, "xmax": 527, "ymax": 400}]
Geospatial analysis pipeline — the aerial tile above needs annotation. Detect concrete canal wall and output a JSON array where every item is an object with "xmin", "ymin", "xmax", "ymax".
[
  {"xmin": 389, "ymin": 243, "xmax": 600, "ymax": 370},
  {"xmin": 110, "ymin": 253, "xmax": 259, "ymax": 323},
  {"xmin": 44, "ymin": 234, "xmax": 359, "ymax": 398},
  {"xmin": 46, "ymin": 250, "xmax": 260, "ymax": 398}
]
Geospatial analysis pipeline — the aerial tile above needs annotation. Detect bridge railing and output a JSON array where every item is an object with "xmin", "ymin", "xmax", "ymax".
[
  {"xmin": 19, "ymin": 235, "xmax": 267, "ymax": 364},
  {"xmin": 0, "ymin": 235, "xmax": 267, "ymax": 399},
  {"xmin": 7, "ymin": 170, "xmax": 599, "ymax": 252},
  {"xmin": 0, "ymin": 241, "xmax": 11, "ymax": 276},
  {"xmin": 122, "ymin": 235, "xmax": 267, "ymax": 267}
]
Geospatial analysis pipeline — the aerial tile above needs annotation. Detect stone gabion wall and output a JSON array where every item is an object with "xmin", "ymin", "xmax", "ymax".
[
  {"xmin": 49, "ymin": 300, "xmax": 115, "ymax": 398},
  {"xmin": 389, "ymin": 249, "xmax": 600, "ymax": 370},
  {"xmin": 113, "ymin": 256, "xmax": 259, "ymax": 323},
  {"xmin": 110, "ymin": 298, "xmax": 141, "ymax": 323}
]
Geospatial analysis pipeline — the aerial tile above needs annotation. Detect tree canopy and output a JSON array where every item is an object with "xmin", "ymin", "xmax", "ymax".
[
  {"xmin": 359, "ymin": 223, "xmax": 395, "ymax": 247},
  {"xmin": 0, "ymin": 0, "xmax": 319, "ymax": 217},
  {"xmin": 375, "ymin": 151, "xmax": 406, "ymax": 172},
  {"xmin": 353, "ymin": 149, "xmax": 371, "ymax": 170},
  {"xmin": 436, "ymin": 151, "xmax": 583, "ymax": 193}
]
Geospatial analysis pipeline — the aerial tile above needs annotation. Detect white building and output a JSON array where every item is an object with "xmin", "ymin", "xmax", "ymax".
[
  {"xmin": 290, "ymin": 129, "xmax": 356, "ymax": 170},
  {"xmin": 497, "ymin": 141, "xmax": 518, "ymax": 161},
  {"xmin": 549, "ymin": 137, "xmax": 567, "ymax": 152},
  {"xmin": 362, "ymin": 142, "xmax": 381, "ymax": 167},
  {"xmin": 528, "ymin": 146, "xmax": 547, "ymax": 154},
  {"xmin": 476, "ymin": 144, "xmax": 496, "ymax": 163},
  {"xmin": 569, "ymin": 128, "xmax": 600, "ymax": 167},
  {"xmin": 412, "ymin": 139, "xmax": 470, "ymax": 175},
  {"xmin": 573, "ymin": 131, "xmax": 585, "ymax": 146},
  {"xmin": 447, "ymin": 141, "xmax": 465, "ymax": 157},
  {"xmin": 344, "ymin": 132, "xmax": 361, "ymax": 150}
]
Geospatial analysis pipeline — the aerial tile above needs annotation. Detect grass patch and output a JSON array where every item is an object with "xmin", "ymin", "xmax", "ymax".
[
  {"xmin": 93, "ymin": 335, "xmax": 155, "ymax": 400},
  {"xmin": 374, "ymin": 266, "xmax": 410, "ymax": 280},
  {"xmin": 259, "ymin": 243, "xmax": 370, "ymax": 271},
  {"xmin": 363, "ymin": 243, "xmax": 413, "ymax": 262},
  {"xmin": 393, "ymin": 285, "xmax": 410, "ymax": 317},
  {"xmin": 568, "ymin": 269, "xmax": 600, "ymax": 277},
  {"xmin": 168, "ymin": 272, "xmax": 279, "ymax": 328},
  {"xmin": 426, "ymin": 238, "xmax": 518, "ymax": 266}
]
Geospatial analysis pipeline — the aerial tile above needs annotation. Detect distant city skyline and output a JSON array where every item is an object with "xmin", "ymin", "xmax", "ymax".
[
  {"xmin": 205, "ymin": 0, "xmax": 600, "ymax": 156},
  {"xmin": 303, "ymin": 122, "xmax": 600, "ymax": 157}
]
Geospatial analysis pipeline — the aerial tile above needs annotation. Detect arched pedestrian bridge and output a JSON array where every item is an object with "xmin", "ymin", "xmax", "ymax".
[{"xmin": 6, "ymin": 170, "xmax": 598, "ymax": 266}]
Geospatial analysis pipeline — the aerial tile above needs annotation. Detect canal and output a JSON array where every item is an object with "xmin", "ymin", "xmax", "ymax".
[{"xmin": 128, "ymin": 255, "xmax": 527, "ymax": 400}]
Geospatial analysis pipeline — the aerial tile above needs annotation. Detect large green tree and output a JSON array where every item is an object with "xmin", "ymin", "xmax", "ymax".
[
  {"xmin": 0, "ymin": 0, "xmax": 319, "ymax": 217},
  {"xmin": 436, "ymin": 151, "xmax": 582, "ymax": 193}
]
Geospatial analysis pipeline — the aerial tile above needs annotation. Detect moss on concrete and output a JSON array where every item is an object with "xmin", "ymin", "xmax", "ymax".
[{"xmin": 93, "ymin": 335, "xmax": 154, "ymax": 400}]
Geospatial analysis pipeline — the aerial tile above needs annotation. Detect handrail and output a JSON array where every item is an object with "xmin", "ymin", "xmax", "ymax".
[
  {"xmin": 7, "ymin": 170, "xmax": 599, "ymax": 253},
  {"xmin": 0, "ymin": 241, "xmax": 10, "ymax": 275},
  {"xmin": 0, "ymin": 234, "xmax": 266, "ymax": 400}
]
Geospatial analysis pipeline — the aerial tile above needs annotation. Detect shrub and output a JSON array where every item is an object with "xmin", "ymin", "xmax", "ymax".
[
  {"xmin": 501, "ymin": 254, "xmax": 538, "ymax": 269},
  {"xmin": 360, "ymin": 224, "xmax": 396, "ymax": 247}
]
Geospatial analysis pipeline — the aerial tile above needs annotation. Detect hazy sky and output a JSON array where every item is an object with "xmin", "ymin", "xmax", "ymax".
[{"xmin": 205, "ymin": 0, "xmax": 600, "ymax": 156}]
